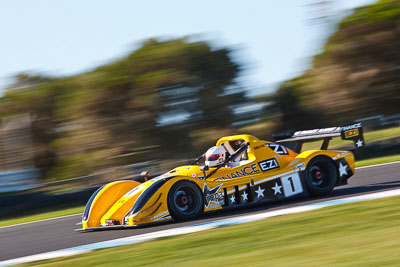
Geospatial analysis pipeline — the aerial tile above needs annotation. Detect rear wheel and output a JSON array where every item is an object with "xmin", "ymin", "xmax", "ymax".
[
  {"xmin": 167, "ymin": 181, "xmax": 203, "ymax": 221},
  {"xmin": 304, "ymin": 156, "xmax": 337, "ymax": 196}
]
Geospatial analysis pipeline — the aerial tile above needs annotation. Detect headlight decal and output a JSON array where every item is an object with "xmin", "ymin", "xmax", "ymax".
[
  {"xmin": 82, "ymin": 185, "xmax": 106, "ymax": 222},
  {"xmin": 128, "ymin": 176, "xmax": 175, "ymax": 216}
]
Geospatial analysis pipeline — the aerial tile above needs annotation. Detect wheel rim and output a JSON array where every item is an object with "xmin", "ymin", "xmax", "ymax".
[
  {"xmin": 308, "ymin": 163, "xmax": 332, "ymax": 189},
  {"xmin": 173, "ymin": 186, "xmax": 197, "ymax": 214}
]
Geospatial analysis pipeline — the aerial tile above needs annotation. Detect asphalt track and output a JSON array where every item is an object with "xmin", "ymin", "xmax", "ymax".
[{"xmin": 1, "ymin": 162, "xmax": 399, "ymax": 261}]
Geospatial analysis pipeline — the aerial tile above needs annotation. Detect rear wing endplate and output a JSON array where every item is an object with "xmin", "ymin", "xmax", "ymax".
[{"xmin": 272, "ymin": 123, "xmax": 365, "ymax": 153}]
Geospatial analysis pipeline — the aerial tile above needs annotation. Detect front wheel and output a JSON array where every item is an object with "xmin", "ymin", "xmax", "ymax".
[
  {"xmin": 167, "ymin": 181, "xmax": 203, "ymax": 221},
  {"xmin": 304, "ymin": 156, "xmax": 337, "ymax": 196}
]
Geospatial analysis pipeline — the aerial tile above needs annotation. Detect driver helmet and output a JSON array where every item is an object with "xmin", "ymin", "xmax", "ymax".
[{"xmin": 205, "ymin": 146, "xmax": 226, "ymax": 167}]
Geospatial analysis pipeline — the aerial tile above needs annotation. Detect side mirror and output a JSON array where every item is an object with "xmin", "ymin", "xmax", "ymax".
[
  {"xmin": 200, "ymin": 165, "xmax": 209, "ymax": 171},
  {"xmin": 200, "ymin": 165, "xmax": 209, "ymax": 179},
  {"xmin": 141, "ymin": 171, "xmax": 150, "ymax": 182}
]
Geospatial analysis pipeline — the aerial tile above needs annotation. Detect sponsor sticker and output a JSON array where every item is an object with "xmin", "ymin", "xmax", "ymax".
[
  {"xmin": 267, "ymin": 144, "xmax": 288, "ymax": 155},
  {"xmin": 344, "ymin": 128, "xmax": 359, "ymax": 138},
  {"xmin": 105, "ymin": 219, "xmax": 120, "ymax": 226},
  {"xmin": 258, "ymin": 158, "xmax": 279, "ymax": 172},
  {"xmin": 152, "ymin": 211, "xmax": 170, "ymax": 222},
  {"xmin": 341, "ymin": 123, "xmax": 362, "ymax": 131},
  {"xmin": 294, "ymin": 127, "xmax": 340, "ymax": 137},
  {"xmin": 203, "ymin": 184, "xmax": 224, "ymax": 208},
  {"xmin": 214, "ymin": 163, "xmax": 260, "ymax": 181}
]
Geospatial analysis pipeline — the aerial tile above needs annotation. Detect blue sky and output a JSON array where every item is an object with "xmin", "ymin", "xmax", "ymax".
[{"xmin": 0, "ymin": 0, "xmax": 376, "ymax": 96}]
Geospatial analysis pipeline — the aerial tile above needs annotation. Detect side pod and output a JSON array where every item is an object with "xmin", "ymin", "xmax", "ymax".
[{"xmin": 82, "ymin": 180, "xmax": 141, "ymax": 229}]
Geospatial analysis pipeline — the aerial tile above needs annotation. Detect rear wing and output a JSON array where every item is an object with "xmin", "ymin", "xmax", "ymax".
[{"xmin": 272, "ymin": 123, "xmax": 365, "ymax": 153}]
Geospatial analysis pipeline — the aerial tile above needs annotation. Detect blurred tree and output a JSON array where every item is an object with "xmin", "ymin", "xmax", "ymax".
[
  {"xmin": 87, "ymin": 38, "xmax": 243, "ymax": 159},
  {"xmin": 0, "ymin": 74, "xmax": 63, "ymax": 175},
  {"xmin": 0, "ymin": 38, "xmax": 244, "ymax": 180},
  {"xmin": 272, "ymin": 75, "xmax": 321, "ymax": 130},
  {"xmin": 273, "ymin": 0, "xmax": 400, "ymax": 127}
]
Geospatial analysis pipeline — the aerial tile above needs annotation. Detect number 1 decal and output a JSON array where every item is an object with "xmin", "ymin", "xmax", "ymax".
[
  {"xmin": 281, "ymin": 173, "xmax": 303, "ymax": 197},
  {"xmin": 287, "ymin": 176, "xmax": 295, "ymax": 192}
]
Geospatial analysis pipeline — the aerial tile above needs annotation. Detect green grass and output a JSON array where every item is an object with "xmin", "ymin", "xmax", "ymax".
[
  {"xmin": 356, "ymin": 154, "xmax": 400, "ymax": 167},
  {"xmin": 0, "ymin": 206, "xmax": 84, "ymax": 227},
  {"xmin": 302, "ymin": 126, "xmax": 400, "ymax": 151},
  {"xmin": 363, "ymin": 126, "xmax": 400, "ymax": 143},
  {"xmin": 22, "ymin": 196, "xmax": 400, "ymax": 266}
]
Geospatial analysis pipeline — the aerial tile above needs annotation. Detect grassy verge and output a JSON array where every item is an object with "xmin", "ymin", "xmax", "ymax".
[
  {"xmin": 355, "ymin": 154, "xmax": 400, "ymax": 167},
  {"xmin": 23, "ymin": 196, "xmax": 400, "ymax": 266},
  {"xmin": 0, "ymin": 206, "xmax": 84, "ymax": 227}
]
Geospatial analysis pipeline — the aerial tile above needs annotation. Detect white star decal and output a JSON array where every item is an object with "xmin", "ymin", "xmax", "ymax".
[
  {"xmin": 339, "ymin": 162, "xmax": 348, "ymax": 177},
  {"xmin": 242, "ymin": 191, "xmax": 248, "ymax": 201},
  {"xmin": 230, "ymin": 194, "xmax": 235, "ymax": 204},
  {"xmin": 272, "ymin": 182, "xmax": 282, "ymax": 195},
  {"xmin": 255, "ymin": 186, "xmax": 265, "ymax": 198},
  {"xmin": 356, "ymin": 139, "xmax": 363, "ymax": 148}
]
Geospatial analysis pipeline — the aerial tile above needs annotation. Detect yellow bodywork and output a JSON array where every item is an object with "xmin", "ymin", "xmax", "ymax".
[
  {"xmin": 81, "ymin": 134, "xmax": 356, "ymax": 230},
  {"xmin": 82, "ymin": 180, "xmax": 141, "ymax": 228}
]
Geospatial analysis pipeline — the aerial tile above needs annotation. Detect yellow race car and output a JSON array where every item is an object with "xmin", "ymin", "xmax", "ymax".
[{"xmin": 77, "ymin": 123, "xmax": 364, "ymax": 231}]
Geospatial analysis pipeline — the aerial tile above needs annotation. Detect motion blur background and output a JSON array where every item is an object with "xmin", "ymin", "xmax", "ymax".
[{"xmin": 0, "ymin": 0, "xmax": 399, "ymax": 215}]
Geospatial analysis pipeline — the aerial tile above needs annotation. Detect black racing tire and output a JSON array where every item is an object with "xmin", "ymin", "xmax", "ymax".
[
  {"xmin": 167, "ymin": 180, "xmax": 203, "ymax": 221},
  {"xmin": 304, "ymin": 156, "xmax": 337, "ymax": 196}
]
